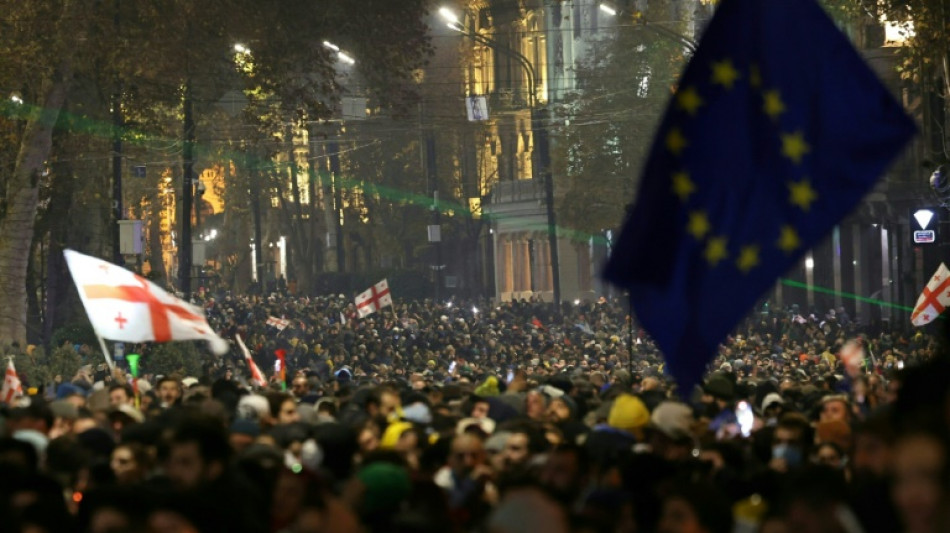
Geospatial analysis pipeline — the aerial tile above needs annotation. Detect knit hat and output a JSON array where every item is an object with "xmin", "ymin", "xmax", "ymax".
[
  {"xmin": 380, "ymin": 421, "xmax": 414, "ymax": 449},
  {"xmin": 474, "ymin": 376, "xmax": 500, "ymax": 397},
  {"xmin": 649, "ymin": 401, "xmax": 694, "ymax": 440},
  {"xmin": 761, "ymin": 392, "xmax": 785, "ymax": 412},
  {"xmin": 552, "ymin": 395, "xmax": 578, "ymax": 419},
  {"xmin": 607, "ymin": 394, "xmax": 650, "ymax": 433},
  {"xmin": 230, "ymin": 419, "xmax": 260, "ymax": 437},
  {"xmin": 703, "ymin": 374, "xmax": 735, "ymax": 401},
  {"xmin": 356, "ymin": 462, "xmax": 411, "ymax": 514},
  {"xmin": 49, "ymin": 400, "xmax": 79, "ymax": 420},
  {"xmin": 402, "ymin": 402, "xmax": 432, "ymax": 425}
]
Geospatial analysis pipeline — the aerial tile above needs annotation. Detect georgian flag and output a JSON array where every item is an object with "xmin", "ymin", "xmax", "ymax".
[
  {"xmin": 266, "ymin": 316, "xmax": 291, "ymax": 331},
  {"xmin": 354, "ymin": 279, "xmax": 393, "ymax": 318},
  {"xmin": 236, "ymin": 334, "xmax": 266, "ymax": 388},
  {"xmin": 2, "ymin": 359, "xmax": 23, "ymax": 404},
  {"xmin": 64, "ymin": 249, "xmax": 228, "ymax": 354},
  {"xmin": 911, "ymin": 263, "xmax": 950, "ymax": 326}
]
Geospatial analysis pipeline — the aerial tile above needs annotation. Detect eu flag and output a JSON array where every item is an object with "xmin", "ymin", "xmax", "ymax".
[{"xmin": 603, "ymin": 0, "xmax": 916, "ymax": 392}]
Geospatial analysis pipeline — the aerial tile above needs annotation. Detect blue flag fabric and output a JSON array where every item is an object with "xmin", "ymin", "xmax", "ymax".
[{"xmin": 603, "ymin": 0, "xmax": 916, "ymax": 393}]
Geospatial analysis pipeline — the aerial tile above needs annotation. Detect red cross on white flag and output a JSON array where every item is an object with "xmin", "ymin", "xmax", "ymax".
[
  {"xmin": 355, "ymin": 279, "xmax": 393, "ymax": 318},
  {"xmin": 64, "ymin": 249, "xmax": 229, "ymax": 354},
  {"xmin": 2, "ymin": 359, "xmax": 23, "ymax": 404},
  {"xmin": 911, "ymin": 262, "xmax": 950, "ymax": 327},
  {"xmin": 235, "ymin": 334, "xmax": 267, "ymax": 388},
  {"xmin": 266, "ymin": 316, "xmax": 291, "ymax": 331}
]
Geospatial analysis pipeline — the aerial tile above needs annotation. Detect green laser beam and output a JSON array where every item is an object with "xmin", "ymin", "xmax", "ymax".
[
  {"xmin": 1, "ymin": 99, "xmax": 612, "ymax": 245},
  {"xmin": 780, "ymin": 278, "xmax": 916, "ymax": 312}
]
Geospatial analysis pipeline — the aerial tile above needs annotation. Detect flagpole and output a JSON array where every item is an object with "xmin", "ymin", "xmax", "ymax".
[{"xmin": 95, "ymin": 335, "xmax": 116, "ymax": 372}]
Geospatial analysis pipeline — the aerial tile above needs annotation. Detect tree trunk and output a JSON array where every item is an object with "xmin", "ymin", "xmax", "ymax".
[
  {"xmin": 148, "ymin": 195, "xmax": 168, "ymax": 283},
  {"xmin": 0, "ymin": 66, "xmax": 71, "ymax": 346}
]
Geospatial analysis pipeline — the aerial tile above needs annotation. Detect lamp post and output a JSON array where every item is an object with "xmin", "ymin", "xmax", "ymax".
[
  {"xmin": 598, "ymin": 2, "xmax": 699, "ymax": 52},
  {"xmin": 440, "ymin": 7, "xmax": 561, "ymax": 308}
]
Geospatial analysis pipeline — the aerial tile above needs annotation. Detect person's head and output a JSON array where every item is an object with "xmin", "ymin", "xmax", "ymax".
[
  {"xmin": 156, "ymin": 377, "xmax": 182, "ymax": 407},
  {"xmin": 266, "ymin": 392, "xmax": 300, "ymax": 426},
  {"xmin": 547, "ymin": 396, "xmax": 576, "ymax": 422},
  {"xmin": 819, "ymin": 395, "xmax": 851, "ymax": 424},
  {"xmin": 166, "ymin": 416, "xmax": 232, "ymax": 489},
  {"xmin": 891, "ymin": 428, "xmax": 947, "ymax": 533},
  {"xmin": 449, "ymin": 433, "xmax": 486, "ymax": 478},
  {"xmin": 772, "ymin": 414, "xmax": 811, "ymax": 471},
  {"xmin": 813, "ymin": 442, "xmax": 846, "ymax": 470},
  {"xmin": 526, "ymin": 390, "xmax": 548, "ymax": 420},
  {"xmin": 852, "ymin": 409, "xmax": 894, "ymax": 477},
  {"xmin": 291, "ymin": 376, "xmax": 310, "ymax": 399},
  {"xmin": 539, "ymin": 444, "xmax": 589, "ymax": 504},
  {"xmin": 108, "ymin": 384, "xmax": 133, "ymax": 408},
  {"xmin": 658, "ymin": 482, "xmax": 733, "ymax": 533},
  {"xmin": 110, "ymin": 442, "xmax": 151, "ymax": 484},
  {"xmin": 470, "ymin": 399, "xmax": 491, "ymax": 419},
  {"xmin": 368, "ymin": 386, "xmax": 401, "ymax": 419}
]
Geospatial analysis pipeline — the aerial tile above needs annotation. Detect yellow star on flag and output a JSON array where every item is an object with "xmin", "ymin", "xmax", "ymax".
[
  {"xmin": 776, "ymin": 225, "xmax": 801, "ymax": 253},
  {"xmin": 676, "ymin": 86, "xmax": 704, "ymax": 116},
  {"xmin": 704, "ymin": 236, "xmax": 728, "ymax": 266},
  {"xmin": 672, "ymin": 171, "xmax": 696, "ymax": 201},
  {"xmin": 687, "ymin": 211, "xmax": 710, "ymax": 240},
  {"xmin": 736, "ymin": 245, "xmax": 760, "ymax": 273},
  {"xmin": 711, "ymin": 59, "xmax": 740, "ymax": 89},
  {"xmin": 763, "ymin": 90, "xmax": 785, "ymax": 120},
  {"xmin": 787, "ymin": 179, "xmax": 818, "ymax": 211},
  {"xmin": 781, "ymin": 131, "xmax": 810, "ymax": 164},
  {"xmin": 666, "ymin": 128, "xmax": 688, "ymax": 155}
]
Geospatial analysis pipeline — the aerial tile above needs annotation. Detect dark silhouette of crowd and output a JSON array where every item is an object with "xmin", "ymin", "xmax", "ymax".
[{"xmin": 0, "ymin": 291, "xmax": 946, "ymax": 533}]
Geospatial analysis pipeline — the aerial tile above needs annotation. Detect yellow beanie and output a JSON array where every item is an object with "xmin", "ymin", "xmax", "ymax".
[
  {"xmin": 380, "ymin": 421, "xmax": 413, "ymax": 449},
  {"xmin": 474, "ymin": 376, "xmax": 500, "ymax": 397},
  {"xmin": 607, "ymin": 394, "xmax": 650, "ymax": 433}
]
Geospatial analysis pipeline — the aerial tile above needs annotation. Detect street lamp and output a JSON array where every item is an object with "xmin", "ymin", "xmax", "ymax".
[
  {"xmin": 598, "ymin": 2, "xmax": 699, "ymax": 53},
  {"xmin": 440, "ymin": 7, "xmax": 561, "ymax": 308},
  {"xmin": 323, "ymin": 41, "xmax": 356, "ymax": 65}
]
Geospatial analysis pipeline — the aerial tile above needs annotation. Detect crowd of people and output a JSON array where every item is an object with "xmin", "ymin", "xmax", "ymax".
[{"xmin": 1, "ymin": 291, "xmax": 948, "ymax": 533}]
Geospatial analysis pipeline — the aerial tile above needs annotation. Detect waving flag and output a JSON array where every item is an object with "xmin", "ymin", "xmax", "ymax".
[
  {"xmin": 266, "ymin": 316, "xmax": 291, "ymax": 331},
  {"xmin": 2, "ymin": 359, "xmax": 23, "ymax": 404},
  {"xmin": 911, "ymin": 263, "xmax": 950, "ymax": 326},
  {"xmin": 236, "ymin": 334, "xmax": 267, "ymax": 387},
  {"xmin": 64, "ymin": 249, "xmax": 228, "ymax": 354},
  {"xmin": 602, "ymin": 0, "xmax": 915, "ymax": 391},
  {"xmin": 355, "ymin": 279, "xmax": 393, "ymax": 318}
]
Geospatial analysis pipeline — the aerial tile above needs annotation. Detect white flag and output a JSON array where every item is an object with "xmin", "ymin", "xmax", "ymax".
[
  {"xmin": 354, "ymin": 279, "xmax": 393, "ymax": 318},
  {"xmin": 266, "ymin": 316, "xmax": 290, "ymax": 331},
  {"xmin": 911, "ymin": 262, "xmax": 950, "ymax": 326},
  {"xmin": 236, "ymin": 334, "xmax": 267, "ymax": 388},
  {"xmin": 2, "ymin": 359, "xmax": 23, "ymax": 404},
  {"xmin": 64, "ymin": 249, "xmax": 228, "ymax": 354}
]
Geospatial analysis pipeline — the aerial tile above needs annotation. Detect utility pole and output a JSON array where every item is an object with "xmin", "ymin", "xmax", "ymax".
[
  {"xmin": 425, "ymin": 130, "xmax": 442, "ymax": 301},
  {"xmin": 535, "ymin": 108, "xmax": 561, "ymax": 309},
  {"xmin": 179, "ymin": 80, "xmax": 194, "ymax": 298},
  {"xmin": 328, "ymin": 135, "xmax": 345, "ymax": 272},
  {"xmin": 248, "ymin": 147, "xmax": 264, "ymax": 293},
  {"xmin": 111, "ymin": 0, "xmax": 122, "ymax": 265}
]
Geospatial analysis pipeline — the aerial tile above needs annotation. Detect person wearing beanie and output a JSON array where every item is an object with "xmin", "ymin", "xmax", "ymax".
[
  {"xmin": 229, "ymin": 419, "xmax": 261, "ymax": 455},
  {"xmin": 607, "ymin": 394, "xmax": 650, "ymax": 436},
  {"xmin": 348, "ymin": 460, "xmax": 412, "ymax": 531},
  {"xmin": 474, "ymin": 376, "xmax": 501, "ymax": 397},
  {"xmin": 548, "ymin": 395, "xmax": 578, "ymax": 422}
]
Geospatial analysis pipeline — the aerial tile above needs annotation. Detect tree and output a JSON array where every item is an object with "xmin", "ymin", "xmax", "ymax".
[
  {"xmin": 553, "ymin": 5, "xmax": 690, "ymax": 241},
  {"xmin": 0, "ymin": 0, "xmax": 433, "ymax": 343}
]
